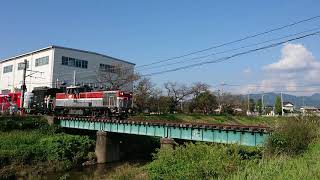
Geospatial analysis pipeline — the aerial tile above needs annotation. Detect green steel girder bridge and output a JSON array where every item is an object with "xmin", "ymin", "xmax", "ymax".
[{"xmin": 58, "ymin": 117, "xmax": 270, "ymax": 147}]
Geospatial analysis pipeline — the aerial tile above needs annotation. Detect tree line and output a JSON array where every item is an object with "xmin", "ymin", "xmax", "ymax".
[
  {"xmin": 95, "ymin": 65, "xmax": 284, "ymax": 115},
  {"xmin": 133, "ymin": 78, "xmax": 247, "ymax": 115}
]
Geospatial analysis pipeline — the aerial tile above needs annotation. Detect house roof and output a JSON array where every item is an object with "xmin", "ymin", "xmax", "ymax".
[
  {"xmin": 0, "ymin": 45, "xmax": 136, "ymax": 65},
  {"xmin": 283, "ymin": 101, "xmax": 294, "ymax": 105}
]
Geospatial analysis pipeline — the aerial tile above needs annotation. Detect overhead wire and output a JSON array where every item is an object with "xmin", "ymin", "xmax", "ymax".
[
  {"xmin": 138, "ymin": 27, "xmax": 320, "ymax": 71},
  {"xmin": 50, "ymin": 26, "xmax": 320, "ymax": 77},
  {"xmin": 135, "ymin": 15, "xmax": 320, "ymax": 69},
  {"xmin": 142, "ymin": 31, "xmax": 320, "ymax": 76}
]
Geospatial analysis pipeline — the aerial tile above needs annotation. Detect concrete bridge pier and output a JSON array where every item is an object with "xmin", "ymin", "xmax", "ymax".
[
  {"xmin": 95, "ymin": 131, "xmax": 120, "ymax": 163},
  {"xmin": 160, "ymin": 138, "xmax": 177, "ymax": 149}
]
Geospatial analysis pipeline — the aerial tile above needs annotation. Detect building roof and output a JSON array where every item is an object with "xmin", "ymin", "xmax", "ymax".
[
  {"xmin": 283, "ymin": 101, "xmax": 294, "ymax": 106},
  {"xmin": 300, "ymin": 106, "xmax": 320, "ymax": 110},
  {"xmin": 0, "ymin": 45, "xmax": 136, "ymax": 65}
]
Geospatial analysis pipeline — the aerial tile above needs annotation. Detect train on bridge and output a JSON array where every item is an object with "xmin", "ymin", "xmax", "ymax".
[{"xmin": 0, "ymin": 86, "xmax": 133, "ymax": 119}]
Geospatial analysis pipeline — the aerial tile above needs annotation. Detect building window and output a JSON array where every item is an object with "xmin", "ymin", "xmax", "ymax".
[
  {"xmin": 99, "ymin": 63, "xmax": 115, "ymax": 73},
  {"xmin": 62, "ymin": 56, "xmax": 68, "ymax": 65},
  {"xmin": 35, "ymin": 56, "xmax": 49, "ymax": 67},
  {"xmin": 61, "ymin": 56, "xmax": 88, "ymax": 69},
  {"xmin": 3, "ymin": 65, "xmax": 13, "ymax": 73},
  {"xmin": 18, "ymin": 61, "xmax": 29, "ymax": 70}
]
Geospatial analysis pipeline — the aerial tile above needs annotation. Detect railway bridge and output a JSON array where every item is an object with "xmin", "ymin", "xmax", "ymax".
[{"xmin": 57, "ymin": 117, "xmax": 270, "ymax": 163}]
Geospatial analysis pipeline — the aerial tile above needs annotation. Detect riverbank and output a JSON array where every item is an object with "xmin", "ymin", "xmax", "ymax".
[
  {"xmin": 1, "ymin": 115, "xmax": 319, "ymax": 179},
  {"xmin": 109, "ymin": 116, "xmax": 320, "ymax": 179},
  {"xmin": 0, "ymin": 116, "xmax": 95, "ymax": 179},
  {"xmin": 129, "ymin": 113, "xmax": 287, "ymax": 126}
]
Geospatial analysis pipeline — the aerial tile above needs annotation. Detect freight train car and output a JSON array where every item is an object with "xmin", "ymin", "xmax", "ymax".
[
  {"xmin": 24, "ymin": 87, "xmax": 63, "ymax": 114},
  {"xmin": 0, "ymin": 92, "xmax": 21, "ymax": 115}
]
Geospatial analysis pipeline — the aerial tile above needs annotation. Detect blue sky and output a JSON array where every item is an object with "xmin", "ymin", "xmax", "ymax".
[{"xmin": 1, "ymin": 1, "xmax": 320, "ymax": 94}]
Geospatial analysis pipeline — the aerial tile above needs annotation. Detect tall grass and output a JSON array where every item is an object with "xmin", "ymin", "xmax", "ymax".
[
  {"xmin": 265, "ymin": 116, "xmax": 319, "ymax": 155},
  {"xmin": 230, "ymin": 142, "xmax": 320, "ymax": 179},
  {"xmin": 143, "ymin": 116, "xmax": 320, "ymax": 179},
  {"xmin": 0, "ymin": 130, "xmax": 94, "ymax": 166},
  {"xmin": 146, "ymin": 143, "xmax": 260, "ymax": 179},
  {"xmin": 0, "ymin": 116, "xmax": 95, "ymax": 178},
  {"xmin": 106, "ymin": 163, "xmax": 148, "ymax": 180}
]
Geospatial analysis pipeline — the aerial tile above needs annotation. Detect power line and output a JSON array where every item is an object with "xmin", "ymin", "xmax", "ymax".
[
  {"xmin": 139, "ymin": 27, "xmax": 320, "ymax": 71},
  {"xmin": 142, "ymin": 31, "xmax": 320, "ymax": 76},
  {"xmin": 47, "ymin": 15, "xmax": 320, "ymax": 76},
  {"xmin": 52, "ymin": 26, "xmax": 320, "ymax": 77},
  {"xmin": 136, "ymin": 15, "xmax": 320, "ymax": 69},
  {"xmin": 218, "ymin": 83, "xmax": 320, "ymax": 88}
]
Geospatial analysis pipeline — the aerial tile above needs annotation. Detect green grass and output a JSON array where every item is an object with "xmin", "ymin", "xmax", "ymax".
[
  {"xmin": 106, "ymin": 163, "xmax": 148, "ymax": 180},
  {"xmin": 130, "ymin": 113, "xmax": 285, "ymax": 126},
  {"xmin": 0, "ymin": 130, "xmax": 95, "ymax": 178},
  {"xmin": 0, "ymin": 116, "xmax": 95, "ymax": 178},
  {"xmin": 230, "ymin": 142, "xmax": 320, "ymax": 179},
  {"xmin": 0, "ymin": 116, "xmax": 47, "ymax": 131}
]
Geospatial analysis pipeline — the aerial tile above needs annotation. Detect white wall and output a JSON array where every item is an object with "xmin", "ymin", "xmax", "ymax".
[
  {"xmin": 0, "ymin": 49, "xmax": 54, "ymax": 93},
  {"xmin": 0, "ymin": 47, "xmax": 135, "ymax": 93},
  {"xmin": 53, "ymin": 47, "xmax": 135, "ymax": 91}
]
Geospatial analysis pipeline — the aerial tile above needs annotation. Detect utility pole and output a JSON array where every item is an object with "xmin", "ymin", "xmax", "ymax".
[
  {"xmin": 20, "ymin": 59, "xmax": 28, "ymax": 109},
  {"xmin": 261, "ymin": 92, "xmax": 265, "ymax": 115},
  {"xmin": 73, "ymin": 70, "xmax": 76, "ymax": 86},
  {"xmin": 218, "ymin": 89, "xmax": 221, "ymax": 111},
  {"xmin": 280, "ymin": 92, "xmax": 284, "ymax": 116},
  {"xmin": 56, "ymin": 78, "xmax": 59, "ymax": 88},
  {"xmin": 247, "ymin": 93, "xmax": 250, "ymax": 114}
]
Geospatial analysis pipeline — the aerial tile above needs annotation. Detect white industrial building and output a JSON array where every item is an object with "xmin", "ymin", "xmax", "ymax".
[{"xmin": 0, "ymin": 45, "xmax": 135, "ymax": 93}]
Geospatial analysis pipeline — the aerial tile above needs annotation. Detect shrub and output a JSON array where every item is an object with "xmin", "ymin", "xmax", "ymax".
[
  {"xmin": 0, "ymin": 130, "xmax": 94, "ymax": 171},
  {"xmin": 230, "ymin": 142, "xmax": 320, "ymax": 179},
  {"xmin": 0, "ymin": 116, "xmax": 48, "ymax": 131},
  {"xmin": 146, "ymin": 143, "xmax": 246, "ymax": 179},
  {"xmin": 266, "ymin": 117, "xmax": 318, "ymax": 155},
  {"xmin": 40, "ymin": 134, "xmax": 94, "ymax": 165}
]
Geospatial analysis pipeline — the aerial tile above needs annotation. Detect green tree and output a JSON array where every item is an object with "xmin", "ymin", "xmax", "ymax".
[
  {"xmin": 275, "ymin": 96, "xmax": 282, "ymax": 115},
  {"xmin": 265, "ymin": 106, "xmax": 273, "ymax": 114},
  {"xmin": 249, "ymin": 99, "xmax": 255, "ymax": 112},
  {"xmin": 192, "ymin": 91, "xmax": 217, "ymax": 114},
  {"xmin": 256, "ymin": 99, "xmax": 262, "ymax": 114}
]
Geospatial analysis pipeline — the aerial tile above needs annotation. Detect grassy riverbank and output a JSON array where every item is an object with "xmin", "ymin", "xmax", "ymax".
[
  {"xmin": 130, "ymin": 113, "xmax": 286, "ymax": 126},
  {"xmin": 111, "ymin": 116, "xmax": 320, "ymax": 180},
  {"xmin": 0, "ymin": 116, "xmax": 95, "ymax": 179}
]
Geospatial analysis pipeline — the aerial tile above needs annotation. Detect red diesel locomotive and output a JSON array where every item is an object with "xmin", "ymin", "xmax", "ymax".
[
  {"xmin": 54, "ymin": 86, "xmax": 133, "ymax": 118},
  {"xmin": 0, "ymin": 86, "xmax": 132, "ymax": 118}
]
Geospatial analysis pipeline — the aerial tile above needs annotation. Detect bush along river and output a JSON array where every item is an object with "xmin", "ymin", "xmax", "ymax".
[
  {"xmin": 2, "ymin": 116, "xmax": 320, "ymax": 179},
  {"xmin": 0, "ymin": 116, "xmax": 158, "ymax": 179}
]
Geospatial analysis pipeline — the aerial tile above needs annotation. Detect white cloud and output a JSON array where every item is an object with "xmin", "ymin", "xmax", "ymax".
[
  {"xmin": 235, "ymin": 43, "xmax": 320, "ymax": 95},
  {"xmin": 263, "ymin": 43, "xmax": 320, "ymax": 72}
]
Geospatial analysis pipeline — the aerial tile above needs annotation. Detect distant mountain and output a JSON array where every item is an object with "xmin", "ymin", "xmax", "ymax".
[{"xmin": 245, "ymin": 92, "xmax": 320, "ymax": 108}]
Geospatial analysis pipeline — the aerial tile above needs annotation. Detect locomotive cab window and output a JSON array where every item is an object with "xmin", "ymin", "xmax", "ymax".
[
  {"xmin": 109, "ymin": 96, "xmax": 115, "ymax": 106},
  {"xmin": 66, "ymin": 86, "xmax": 86, "ymax": 94},
  {"xmin": 118, "ymin": 99, "xmax": 123, "ymax": 107},
  {"xmin": 122, "ymin": 98, "xmax": 128, "ymax": 108}
]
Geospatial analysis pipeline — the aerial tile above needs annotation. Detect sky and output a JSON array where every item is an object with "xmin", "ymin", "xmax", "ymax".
[{"xmin": 1, "ymin": 1, "xmax": 320, "ymax": 95}]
